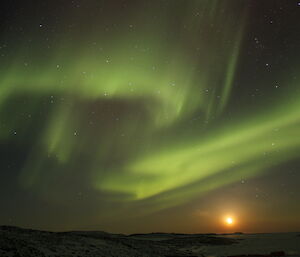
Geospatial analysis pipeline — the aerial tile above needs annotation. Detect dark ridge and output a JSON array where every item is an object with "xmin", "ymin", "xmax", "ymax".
[
  {"xmin": 0, "ymin": 225, "xmax": 53, "ymax": 234},
  {"xmin": 0, "ymin": 225, "xmax": 238, "ymax": 257}
]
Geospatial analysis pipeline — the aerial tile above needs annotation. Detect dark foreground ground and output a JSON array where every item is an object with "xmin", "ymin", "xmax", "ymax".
[{"xmin": 0, "ymin": 226, "xmax": 299, "ymax": 257}]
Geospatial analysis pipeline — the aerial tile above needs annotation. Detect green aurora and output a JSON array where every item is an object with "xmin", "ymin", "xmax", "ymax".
[{"xmin": 0, "ymin": 0, "xmax": 299, "ymax": 233}]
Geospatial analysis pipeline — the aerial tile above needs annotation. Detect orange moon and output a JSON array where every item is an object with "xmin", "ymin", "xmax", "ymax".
[{"xmin": 225, "ymin": 217, "xmax": 234, "ymax": 225}]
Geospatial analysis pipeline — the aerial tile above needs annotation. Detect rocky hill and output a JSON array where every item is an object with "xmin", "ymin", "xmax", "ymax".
[{"xmin": 0, "ymin": 226, "xmax": 236, "ymax": 257}]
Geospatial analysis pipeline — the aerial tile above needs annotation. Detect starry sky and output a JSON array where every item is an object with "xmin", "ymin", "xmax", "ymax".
[{"xmin": 0, "ymin": 0, "xmax": 300, "ymax": 234}]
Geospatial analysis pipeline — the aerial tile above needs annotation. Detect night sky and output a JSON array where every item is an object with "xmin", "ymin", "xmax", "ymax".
[{"xmin": 0, "ymin": 0, "xmax": 300, "ymax": 234}]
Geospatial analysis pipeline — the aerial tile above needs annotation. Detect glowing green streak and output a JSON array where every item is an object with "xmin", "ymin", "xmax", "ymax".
[
  {"xmin": 2, "ymin": 1, "xmax": 298, "ymax": 214},
  {"xmin": 96, "ymin": 91, "xmax": 300, "ymax": 200},
  {"xmin": 219, "ymin": 16, "xmax": 246, "ymax": 112}
]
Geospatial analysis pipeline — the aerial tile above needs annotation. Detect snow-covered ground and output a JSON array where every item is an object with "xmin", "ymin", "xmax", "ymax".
[
  {"xmin": 200, "ymin": 233, "xmax": 300, "ymax": 257},
  {"xmin": 0, "ymin": 226, "xmax": 299, "ymax": 257}
]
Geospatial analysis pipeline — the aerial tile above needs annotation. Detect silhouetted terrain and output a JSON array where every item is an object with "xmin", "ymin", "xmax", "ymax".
[{"xmin": 0, "ymin": 226, "xmax": 299, "ymax": 257}]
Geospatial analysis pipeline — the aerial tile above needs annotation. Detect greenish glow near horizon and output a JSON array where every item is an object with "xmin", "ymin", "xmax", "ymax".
[{"xmin": 0, "ymin": 0, "xmax": 299, "ymax": 215}]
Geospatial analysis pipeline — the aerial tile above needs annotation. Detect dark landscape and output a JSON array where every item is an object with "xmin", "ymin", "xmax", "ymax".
[{"xmin": 1, "ymin": 226, "xmax": 299, "ymax": 257}]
